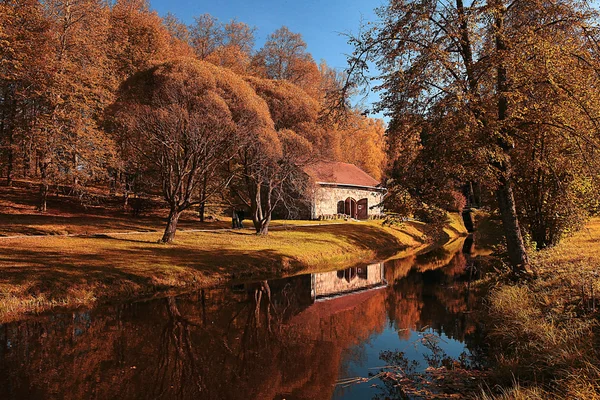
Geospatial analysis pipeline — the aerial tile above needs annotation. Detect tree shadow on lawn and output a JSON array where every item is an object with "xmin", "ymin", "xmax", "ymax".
[
  {"xmin": 0, "ymin": 212, "xmax": 230, "ymax": 236},
  {"xmin": 0, "ymin": 222, "xmax": 439, "ymax": 318},
  {"xmin": 0, "ymin": 244, "xmax": 298, "ymax": 312}
]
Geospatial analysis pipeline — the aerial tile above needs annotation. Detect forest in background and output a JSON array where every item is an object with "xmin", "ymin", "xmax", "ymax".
[{"xmin": 0, "ymin": 0, "xmax": 387, "ymax": 240}]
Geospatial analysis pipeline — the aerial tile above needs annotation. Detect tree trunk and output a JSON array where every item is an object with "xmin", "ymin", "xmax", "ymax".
[
  {"xmin": 496, "ymin": 176, "xmax": 530, "ymax": 274},
  {"xmin": 161, "ymin": 207, "xmax": 181, "ymax": 243},
  {"xmin": 493, "ymin": 1, "xmax": 531, "ymax": 275},
  {"xmin": 198, "ymin": 173, "xmax": 208, "ymax": 222},
  {"xmin": 23, "ymin": 137, "xmax": 32, "ymax": 179},
  {"xmin": 38, "ymin": 160, "xmax": 48, "ymax": 213},
  {"xmin": 257, "ymin": 187, "xmax": 273, "ymax": 235},
  {"xmin": 257, "ymin": 217, "xmax": 270, "ymax": 235},
  {"xmin": 250, "ymin": 181, "xmax": 264, "ymax": 233},
  {"xmin": 72, "ymin": 152, "xmax": 78, "ymax": 188},
  {"xmin": 198, "ymin": 201, "xmax": 206, "ymax": 222},
  {"xmin": 6, "ymin": 129, "xmax": 13, "ymax": 187}
]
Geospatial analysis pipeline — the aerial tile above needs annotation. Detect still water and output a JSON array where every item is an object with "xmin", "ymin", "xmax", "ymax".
[{"xmin": 0, "ymin": 237, "xmax": 489, "ymax": 400}]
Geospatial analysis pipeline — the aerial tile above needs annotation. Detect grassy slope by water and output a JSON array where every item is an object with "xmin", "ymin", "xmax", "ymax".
[
  {"xmin": 0, "ymin": 211, "xmax": 466, "ymax": 323},
  {"xmin": 482, "ymin": 217, "xmax": 600, "ymax": 399}
]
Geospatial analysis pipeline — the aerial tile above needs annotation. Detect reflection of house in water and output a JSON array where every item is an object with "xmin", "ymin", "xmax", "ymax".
[
  {"xmin": 235, "ymin": 263, "xmax": 387, "ymax": 308},
  {"xmin": 312, "ymin": 262, "xmax": 386, "ymax": 300}
]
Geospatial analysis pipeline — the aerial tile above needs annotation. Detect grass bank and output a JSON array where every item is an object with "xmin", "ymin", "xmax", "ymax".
[
  {"xmin": 481, "ymin": 217, "xmax": 600, "ymax": 399},
  {"xmin": 0, "ymin": 214, "xmax": 466, "ymax": 323}
]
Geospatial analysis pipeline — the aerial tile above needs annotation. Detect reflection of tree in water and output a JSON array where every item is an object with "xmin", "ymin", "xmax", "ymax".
[
  {"xmin": 384, "ymin": 243, "xmax": 487, "ymax": 343},
  {"xmin": 152, "ymin": 281, "xmax": 285, "ymax": 399},
  {"xmin": 0, "ymin": 243, "xmax": 492, "ymax": 400},
  {"xmin": 368, "ymin": 240, "xmax": 491, "ymax": 399},
  {"xmin": 371, "ymin": 334, "xmax": 484, "ymax": 400},
  {"xmin": 154, "ymin": 297, "xmax": 205, "ymax": 399}
]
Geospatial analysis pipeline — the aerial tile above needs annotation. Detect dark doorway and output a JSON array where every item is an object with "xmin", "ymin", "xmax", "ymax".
[
  {"xmin": 345, "ymin": 197, "xmax": 357, "ymax": 219},
  {"xmin": 357, "ymin": 198, "xmax": 368, "ymax": 220},
  {"xmin": 337, "ymin": 201, "xmax": 345, "ymax": 214}
]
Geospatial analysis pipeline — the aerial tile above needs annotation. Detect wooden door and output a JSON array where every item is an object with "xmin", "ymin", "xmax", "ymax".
[{"xmin": 357, "ymin": 198, "xmax": 368, "ymax": 220}]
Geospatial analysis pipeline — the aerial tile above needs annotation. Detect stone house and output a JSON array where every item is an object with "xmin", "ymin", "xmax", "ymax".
[{"xmin": 303, "ymin": 161, "xmax": 386, "ymax": 220}]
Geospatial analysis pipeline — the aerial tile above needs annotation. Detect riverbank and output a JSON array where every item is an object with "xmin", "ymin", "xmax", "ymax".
[
  {"xmin": 482, "ymin": 217, "xmax": 600, "ymax": 399},
  {"xmin": 0, "ymin": 213, "xmax": 467, "ymax": 323}
]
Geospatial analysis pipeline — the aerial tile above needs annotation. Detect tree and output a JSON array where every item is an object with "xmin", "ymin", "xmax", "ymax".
[
  {"xmin": 112, "ymin": 58, "xmax": 275, "ymax": 243},
  {"xmin": 232, "ymin": 128, "xmax": 312, "ymax": 235},
  {"xmin": 205, "ymin": 19, "xmax": 256, "ymax": 75},
  {"xmin": 189, "ymin": 13, "xmax": 222, "ymax": 60},
  {"xmin": 345, "ymin": 0, "xmax": 600, "ymax": 273},
  {"xmin": 222, "ymin": 19, "xmax": 255, "ymax": 55},
  {"xmin": 162, "ymin": 12, "xmax": 189, "ymax": 44},
  {"xmin": 256, "ymin": 26, "xmax": 321, "ymax": 97},
  {"xmin": 32, "ymin": 0, "xmax": 116, "ymax": 211},
  {"xmin": 108, "ymin": 0, "xmax": 191, "ymax": 203},
  {"xmin": 337, "ymin": 113, "xmax": 387, "ymax": 180},
  {"xmin": 0, "ymin": 0, "xmax": 51, "ymax": 187},
  {"xmin": 234, "ymin": 77, "xmax": 316, "ymax": 234}
]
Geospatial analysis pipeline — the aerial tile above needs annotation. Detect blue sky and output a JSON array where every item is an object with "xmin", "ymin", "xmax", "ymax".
[
  {"xmin": 150, "ymin": 0, "xmax": 385, "ymax": 71},
  {"xmin": 149, "ymin": 0, "xmax": 386, "ymax": 116}
]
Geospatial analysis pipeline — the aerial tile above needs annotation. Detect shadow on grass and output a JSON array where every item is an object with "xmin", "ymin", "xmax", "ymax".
[
  {"xmin": 0, "ymin": 221, "xmax": 443, "ymax": 320},
  {"xmin": 0, "ymin": 212, "xmax": 231, "ymax": 236},
  {"xmin": 0, "ymin": 245, "xmax": 292, "ymax": 306}
]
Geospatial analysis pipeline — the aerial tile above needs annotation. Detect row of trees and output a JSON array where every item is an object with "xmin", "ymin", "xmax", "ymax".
[
  {"xmin": 0, "ymin": 0, "xmax": 387, "ymax": 241},
  {"xmin": 346, "ymin": 0, "xmax": 600, "ymax": 272}
]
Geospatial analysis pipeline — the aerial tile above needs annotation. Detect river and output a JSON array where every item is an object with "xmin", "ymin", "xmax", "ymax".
[{"xmin": 0, "ymin": 236, "xmax": 490, "ymax": 400}]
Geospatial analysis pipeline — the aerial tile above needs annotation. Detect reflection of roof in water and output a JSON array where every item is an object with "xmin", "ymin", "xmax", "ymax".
[
  {"xmin": 315, "ymin": 283, "xmax": 387, "ymax": 302},
  {"xmin": 314, "ymin": 263, "xmax": 386, "ymax": 298},
  {"xmin": 290, "ymin": 285, "xmax": 388, "ymax": 327}
]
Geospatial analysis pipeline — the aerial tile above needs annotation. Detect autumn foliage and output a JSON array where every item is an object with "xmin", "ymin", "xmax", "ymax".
[
  {"xmin": 347, "ymin": 0, "xmax": 600, "ymax": 267},
  {"xmin": 0, "ymin": 2, "xmax": 387, "ymax": 238}
]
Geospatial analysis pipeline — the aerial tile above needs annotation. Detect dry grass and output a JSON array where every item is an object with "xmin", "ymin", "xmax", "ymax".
[
  {"xmin": 0, "ymin": 182, "xmax": 467, "ymax": 322},
  {"xmin": 0, "ymin": 182, "xmax": 342, "ymax": 237},
  {"xmin": 0, "ymin": 216, "xmax": 464, "ymax": 322},
  {"xmin": 481, "ymin": 218, "xmax": 600, "ymax": 399}
]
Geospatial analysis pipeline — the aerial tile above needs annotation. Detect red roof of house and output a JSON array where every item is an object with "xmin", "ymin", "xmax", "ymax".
[{"xmin": 304, "ymin": 161, "xmax": 380, "ymax": 188}]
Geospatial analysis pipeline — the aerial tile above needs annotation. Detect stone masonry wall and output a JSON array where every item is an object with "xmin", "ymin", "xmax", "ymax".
[
  {"xmin": 312, "ymin": 185, "xmax": 384, "ymax": 219},
  {"xmin": 314, "ymin": 263, "xmax": 385, "ymax": 298}
]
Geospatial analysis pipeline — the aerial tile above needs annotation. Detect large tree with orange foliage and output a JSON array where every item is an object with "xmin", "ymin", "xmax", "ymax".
[
  {"xmin": 112, "ymin": 59, "xmax": 277, "ymax": 242},
  {"xmin": 345, "ymin": 0, "xmax": 600, "ymax": 272},
  {"xmin": 32, "ymin": 0, "xmax": 118, "ymax": 211},
  {"xmin": 0, "ymin": 0, "xmax": 51, "ymax": 187},
  {"xmin": 254, "ymin": 26, "xmax": 321, "ymax": 98}
]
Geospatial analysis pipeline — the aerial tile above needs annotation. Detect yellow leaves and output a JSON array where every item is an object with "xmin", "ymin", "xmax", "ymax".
[
  {"xmin": 336, "ymin": 112, "xmax": 387, "ymax": 180},
  {"xmin": 278, "ymin": 128, "xmax": 313, "ymax": 162}
]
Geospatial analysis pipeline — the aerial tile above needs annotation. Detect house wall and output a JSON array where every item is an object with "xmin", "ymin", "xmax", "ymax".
[
  {"xmin": 313, "ymin": 263, "xmax": 385, "ymax": 298},
  {"xmin": 312, "ymin": 184, "xmax": 385, "ymax": 219}
]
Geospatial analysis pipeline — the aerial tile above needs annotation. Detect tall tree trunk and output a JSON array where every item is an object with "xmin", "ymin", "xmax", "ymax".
[
  {"xmin": 250, "ymin": 181, "xmax": 263, "ymax": 233},
  {"xmin": 497, "ymin": 174, "xmax": 530, "ymax": 272},
  {"xmin": 6, "ymin": 130, "xmax": 13, "ymax": 187},
  {"xmin": 161, "ymin": 207, "xmax": 181, "ymax": 243},
  {"xmin": 72, "ymin": 152, "xmax": 78, "ymax": 188},
  {"xmin": 198, "ymin": 201, "xmax": 206, "ymax": 222},
  {"xmin": 257, "ymin": 216, "xmax": 271, "ymax": 235},
  {"xmin": 22, "ymin": 136, "xmax": 32, "ymax": 179},
  {"xmin": 39, "ymin": 161, "xmax": 48, "ymax": 213},
  {"xmin": 257, "ymin": 186, "xmax": 273, "ymax": 235},
  {"xmin": 198, "ymin": 174, "xmax": 207, "ymax": 222},
  {"xmin": 493, "ymin": 0, "xmax": 531, "ymax": 274},
  {"xmin": 5, "ymin": 104, "xmax": 16, "ymax": 187}
]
